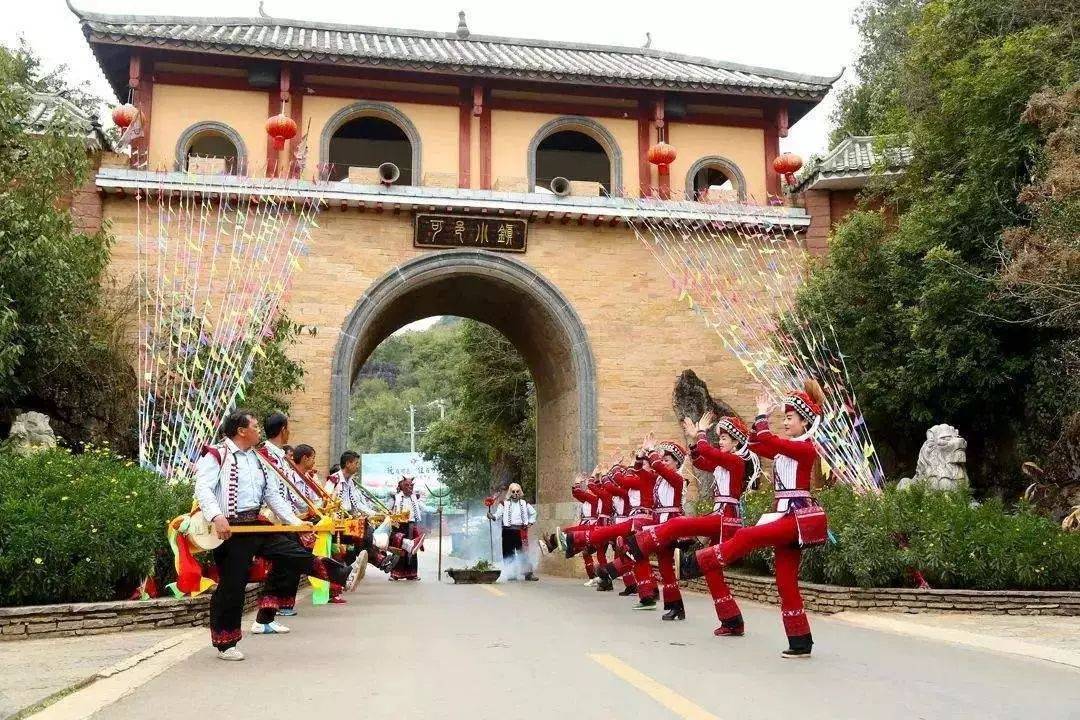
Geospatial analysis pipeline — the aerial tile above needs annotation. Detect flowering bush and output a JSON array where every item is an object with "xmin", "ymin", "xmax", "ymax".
[
  {"xmin": 0, "ymin": 446, "xmax": 191, "ymax": 606},
  {"xmin": 733, "ymin": 484, "xmax": 1080, "ymax": 590}
]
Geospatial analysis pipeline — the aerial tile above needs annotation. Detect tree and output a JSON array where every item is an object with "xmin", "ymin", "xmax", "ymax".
[
  {"xmin": 420, "ymin": 320, "xmax": 536, "ymax": 502},
  {"xmin": 0, "ymin": 43, "xmax": 136, "ymax": 451},
  {"xmin": 800, "ymin": 1, "xmax": 1079, "ymax": 491}
]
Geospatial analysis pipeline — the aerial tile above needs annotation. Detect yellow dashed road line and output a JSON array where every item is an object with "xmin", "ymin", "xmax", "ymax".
[
  {"xmin": 589, "ymin": 653, "xmax": 720, "ymax": 720},
  {"xmin": 480, "ymin": 584, "xmax": 505, "ymax": 597}
]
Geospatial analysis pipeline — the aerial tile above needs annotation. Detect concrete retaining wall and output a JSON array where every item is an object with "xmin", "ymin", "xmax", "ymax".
[{"xmin": 0, "ymin": 584, "xmax": 261, "ymax": 641}]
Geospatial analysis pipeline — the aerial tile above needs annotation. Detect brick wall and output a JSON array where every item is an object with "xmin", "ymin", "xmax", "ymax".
[
  {"xmin": 0, "ymin": 584, "xmax": 262, "ymax": 641},
  {"xmin": 683, "ymin": 572, "xmax": 1080, "ymax": 616}
]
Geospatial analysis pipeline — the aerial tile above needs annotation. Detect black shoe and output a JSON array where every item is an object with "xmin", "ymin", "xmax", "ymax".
[
  {"xmin": 661, "ymin": 601, "xmax": 686, "ymax": 621},
  {"xmin": 618, "ymin": 585, "xmax": 638, "ymax": 596},
  {"xmin": 596, "ymin": 576, "xmax": 614, "ymax": 592},
  {"xmin": 624, "ymin": 533, "xmax": 644, "ymax": 562},
  {"xmin": 782, "ymin": 633, "xmax": 813, "ymax": 659},
  {"xmin": 524, "ymin": 572, "xmax": 540, "ymax": 582},
  {"xmin": 632, "ymin": 593, "xmax": 658, "ymax": 611},
  {"xmin": 679, "ymin": 549, "xmax": 703, "ymax": 580}
]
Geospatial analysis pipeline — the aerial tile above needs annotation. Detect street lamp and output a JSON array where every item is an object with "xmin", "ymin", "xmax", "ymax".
[{"xmin": 407, "ymin": 399, "xmax": 448, "ymax": 452}]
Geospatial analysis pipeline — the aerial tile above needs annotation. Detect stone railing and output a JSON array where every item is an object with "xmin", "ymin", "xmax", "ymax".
[
  {"xmin": 683, "ymin": 572, "xmax": 1080, "ymax": 615},
  {"xmin": 0, "ymin": 584, "xmax": 261, "ymax": 641}
]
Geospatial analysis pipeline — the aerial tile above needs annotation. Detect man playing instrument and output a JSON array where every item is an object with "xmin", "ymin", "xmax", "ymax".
[{"xmin": 195, "ymin": 410, "xmax": 361, "ymax": 661}]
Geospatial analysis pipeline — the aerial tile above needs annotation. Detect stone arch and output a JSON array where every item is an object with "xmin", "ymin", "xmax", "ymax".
[
  {"xmin": 319, "ymin": 101, "xmax": 422, "ymax": 184},
  {"xmin": 330, "ymin": 250, "xmax": 598, "ymax": 490},
  {"xmin": 685, "ymin": 155, "xmax": 749, "ymax": 202},
  {"xmin": 527, "ymin": 116, "xmax": 623, "ymax": 196},
  {"xmin": 173, "ymin": 121, "xmax": 248, "ymax": 172}
]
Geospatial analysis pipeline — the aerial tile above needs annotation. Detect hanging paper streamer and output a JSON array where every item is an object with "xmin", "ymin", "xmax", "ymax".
[
  {"xmin": 134, "ymin": 172, "xmax": 325, "ymax": 483},
  {"xmin": 621, "ymin": 193, "xmax": 884, "ymax": 492}
]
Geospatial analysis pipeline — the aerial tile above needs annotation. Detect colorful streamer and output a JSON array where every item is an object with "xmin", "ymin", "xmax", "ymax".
[{"xmin": 621, "ymin": 193, "xmax": 884, "ymax": 491}]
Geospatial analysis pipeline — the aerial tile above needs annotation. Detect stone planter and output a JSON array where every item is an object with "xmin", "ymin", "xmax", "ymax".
[
  {"xmin": 682, "ymin": 572, "xmax": 1080, "ymax": 616},
  {"xmin": 0, "ymin": 583, "xmax": 262, "ymax": 641},
  {"xmin": 445, "ymin": 569, "xmax": 501, "ymax": 584}
]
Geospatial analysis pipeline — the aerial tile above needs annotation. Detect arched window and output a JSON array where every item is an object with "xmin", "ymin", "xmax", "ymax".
[
  {"xmin": 175, "ymin": 122, "xmax": 246, "ymax": 174},
  {"xmin": 527, "ymin": 117, "xmax": 622, "ymax": 196},
  {"xmin": 685, "ymin": 156, "xmax": 748, "ymax": 202},
  {"xmin": 320, "ymin": 102, "xmax": 421, "ymax": 185}
]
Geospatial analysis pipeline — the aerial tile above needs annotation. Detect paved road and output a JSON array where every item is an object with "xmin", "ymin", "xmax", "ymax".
[{"xmin": 88, "ymin": 563, "xmax": 1079, "ymax": 720}]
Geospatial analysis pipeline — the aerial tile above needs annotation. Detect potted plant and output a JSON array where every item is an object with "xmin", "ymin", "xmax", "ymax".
[{"xmin": 446, "ymin": 559, "xmax": 501, "ymax": 584}]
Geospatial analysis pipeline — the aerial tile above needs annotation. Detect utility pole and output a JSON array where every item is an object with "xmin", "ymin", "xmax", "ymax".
[{"xmin": 408, "ymin": 403, "xmax": 416, "ymax": 452}]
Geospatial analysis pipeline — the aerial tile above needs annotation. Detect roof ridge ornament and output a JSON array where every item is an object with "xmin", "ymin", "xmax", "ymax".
[
  {"xmin": 258, "ymin": 1, "xmax": 270, "ymax": 19},
  {"xmin": 456, "ymin": 10, "xmax": 470, "ymax": 39},
  {"xmin": 643, "ymin": 32, "xmax": 651, "ymax": 49}
]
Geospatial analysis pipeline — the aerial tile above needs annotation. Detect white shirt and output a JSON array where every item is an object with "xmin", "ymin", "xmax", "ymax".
[
  {"xmin": 391, "ymin": 491, "xmax": 427, "ymax": 521},
  {"xmin": 193, "ymin": 439, "xmax": 302, "ymax": 525},
  {"xmin": 330, "ymin": 471, "xmax": 375, "ymax": 515},
  {"xmin": 263, "ymin": 440, "xmax": 311, "ymax": 513},
  {"xmin": 491, "ymin": 499, "xmax": 536, "ymax": 528}
]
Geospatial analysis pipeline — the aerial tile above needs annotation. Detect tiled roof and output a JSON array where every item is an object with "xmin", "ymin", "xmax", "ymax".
[
  {"xmin": 70, "ymin": 3, "xmax": 837, "ymax": 100},
  {"xmin": 19, "ymin": 90, "xmax": 110, "ymax": 150},
  {"xmin": 792, "ymin": 135, "xmax": 911, "ymax": 192}
]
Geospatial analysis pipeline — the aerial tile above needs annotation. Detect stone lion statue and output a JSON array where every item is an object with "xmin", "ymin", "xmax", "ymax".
[
  {"xmin": 6, "ymin": 411, "xmax": 58, "ymax": 456},
  {"xmin": 897, "ymin": 424, "xmax": 969, "ymax": 491}
]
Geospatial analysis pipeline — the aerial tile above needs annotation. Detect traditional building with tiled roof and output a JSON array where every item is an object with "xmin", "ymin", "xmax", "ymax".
[
  {"xmin": 796, "ymin": 135, "xmax": 911, "ymax": 253},
  {"xmin": 65, "ymin": 2, "xmax": 844, "ymax": 517}
]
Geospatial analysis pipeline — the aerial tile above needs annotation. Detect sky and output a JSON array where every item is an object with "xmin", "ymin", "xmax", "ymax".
[
  {"xmin": 5, "ymin": 1, "xmax": 865, "ymax": 335},
  {"xmin": 4, "ymin": 0, "xmax": 864, "ymax": 161}
]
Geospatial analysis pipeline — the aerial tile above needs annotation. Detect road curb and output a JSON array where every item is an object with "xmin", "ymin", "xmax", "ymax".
[{"xmin": 831, "ymin": 611, "xmax": 1080, "ymax": 670}]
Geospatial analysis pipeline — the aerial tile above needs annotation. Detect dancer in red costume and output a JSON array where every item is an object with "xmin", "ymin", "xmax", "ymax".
[
  {"xmin": 586, "ymin": 473, "xmax": 616, "ymax": 591},
  {"xmin": 681, "ymin": 382, "xmax": 829, "ymax": 658},
  {"xmin": 568, "ymin": 476, "xmax": 602, "ymax": 585},
  {"xmin": 625, "ymin": 412, "xmax": 760, "ymax": 622},
  {"xmin": 556, "ymin": 437, "xmax": 687, "ymax": 616},
  {"xmin": 601, "ymin": 468, "xmax": 640, "ymax": 596}
]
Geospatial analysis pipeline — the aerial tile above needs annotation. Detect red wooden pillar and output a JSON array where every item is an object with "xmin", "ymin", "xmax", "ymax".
[
  {"xmin": 637, "ymin": 99, "xmax": 652, "ymax": 198},
  {"xmin": 129, "ymin": 53, "xmax": 152, "ymax": 168},
  {"xmin": 287, "ymin": 68, "xmax": 304, "ymax": 178},
  {"xmin": 765, "ymin": 102, "xmax": 788, "ymax": 200},
  {"xmin": 458, "ymin": 87, "xmax": 473, "ymax": 188},
  {"xmin": 477, "ymin": 85, "xmax": 492, "ymax": 190}
]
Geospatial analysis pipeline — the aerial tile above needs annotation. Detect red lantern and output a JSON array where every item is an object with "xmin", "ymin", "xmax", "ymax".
[
  {"xmin": 773, "ymin": 152, "xmax": 803, "ymax": 186},
  {"xmin": 266, "ymin": 113, "xmax": 298, "ymax": 151},
  {"xmin": 111, "ymin": 103, "xmax": 138, "ymax": 129},
  {"xmin": 647, "ymin": 141, "xmax": 677, "ymax": 167}
]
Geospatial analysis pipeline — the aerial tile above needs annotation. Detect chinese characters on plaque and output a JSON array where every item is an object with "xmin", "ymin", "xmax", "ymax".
[{"xmin": 414, "ymin": 213, "xmax": 527, "ymax": 253}]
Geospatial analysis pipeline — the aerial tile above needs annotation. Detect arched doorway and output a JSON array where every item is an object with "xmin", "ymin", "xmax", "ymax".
[
  {"xmin": 527, "ymin": 116, "xmax": 623, "ymax": 196},
  {"xmin": 320, "ymin": 102, "xmax": 421, "ymax": 184},
  {"xmin": 330, "ymin": 250, "xmax": 598, "ymax": 513}
]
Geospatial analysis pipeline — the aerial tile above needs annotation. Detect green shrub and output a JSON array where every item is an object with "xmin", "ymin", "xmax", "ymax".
[
  {"xmin": 729, "ymin": 485, "xmax": 1080, "ymax": 590},
  {"xmin": 0, "ymin": 447, "xmax": 191, "ymax": 606}
]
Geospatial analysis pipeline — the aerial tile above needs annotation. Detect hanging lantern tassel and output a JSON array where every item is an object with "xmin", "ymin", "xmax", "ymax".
[
  {"xmin": 266, "ymin": 113, "xmax": 298, "ymax": 151},
  {"xmin": 773, "ymin": 152, "xmax": 804, "ymax": 188}
]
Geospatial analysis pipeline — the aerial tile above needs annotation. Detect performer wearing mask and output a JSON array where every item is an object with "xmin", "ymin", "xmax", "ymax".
[
  {"xmin": 195, "ymin": 410, "xmax": 359, "ymax": 661},
  {"xmin": 625, "ymin": 412, "xmax": 758, "ymax": 624},
  {"xmin": 682, "ymin": 384, "xmax": 828, "ymax": 658},
  {"xmin": 390, "ymin": 476, "xmax": 427, "ymax": 581},
  {"xmin": 488, "ymin": 482, "xmax": 539, "ymax": 581}
]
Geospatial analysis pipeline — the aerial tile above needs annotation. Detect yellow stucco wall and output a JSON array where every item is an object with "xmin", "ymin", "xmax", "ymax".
[
  {"xmin": 301, "ymin": 96, "xmax": 459, "ymax": 180},
  {"xmin": 148, "ymin": 83, "xmax": 769, "ymax": 200},
  {"xmin": 149, "ymin": 84, "xmax": 269, "ymax": 172},
  {"xmin": 667, "ymin": 123, "xmax": 767, "ymax": 201}
]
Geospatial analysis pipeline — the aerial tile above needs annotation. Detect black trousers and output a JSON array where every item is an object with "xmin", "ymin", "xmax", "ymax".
[
  {"xmin": 256, "ymin": 533, "xmax": 306, "ymax": 622},
  {"xmin": 501, "ymin": 526, "xmax": 524, "ymax": 559},
  {"xmin": 209, "ymin": 526, "xmax": 346, "ymax": 649}
]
